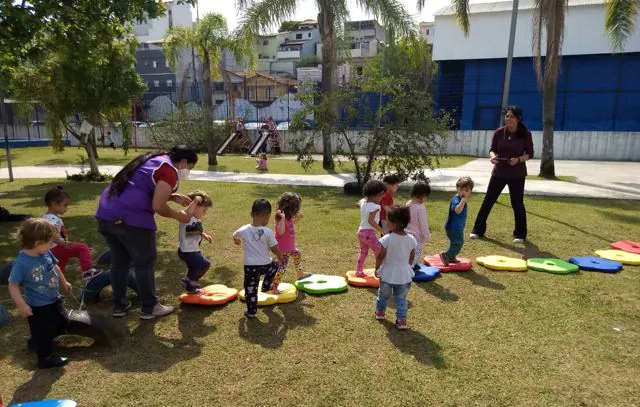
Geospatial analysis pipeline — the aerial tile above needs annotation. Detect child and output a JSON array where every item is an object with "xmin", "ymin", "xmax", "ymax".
[
  {"xmin": 406, "ymin": 182, "xmax": 432, "ymax": 271},
  {"xmin": 8, "ymin": 219, "xmax": 73, "ymax": 368},
  {"xmin": 233, "ymin": 198, "xmax": 283, "ymax": 318},
  {"xmin": 379, "ymin": 174, "xmax": 403, "ymax": 234},
  {"xmin": 43, "ymin": 187, "xmax": 102, "ymax": 281},
  {"xmin": 272, "ymin": 192, "xmax": 311, "ymax": 288},
  {"xmin": 256, "ymin": 153, "xmax": 268, "ymax": 171},
  {"xmin": 440, "ymin": 177, "xmax": 474, "ymax": 266},
  {"xmin": 178, "ymin": 191, "xmax": 212, "ymax": 294},
  {"xmin": 374, "ymin": 205, "xmax": 417, "ymax": 330},
  {"xmin": 355, "ymin": 180, "xmax": 386, "ymax": 277}
]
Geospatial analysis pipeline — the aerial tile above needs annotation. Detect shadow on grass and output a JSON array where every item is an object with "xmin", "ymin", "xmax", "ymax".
[
  {"xmin": 482, "ymin": 237, "xmax": 558, "ymax": 260},
  {"xmin": 2, "ymin": 181, "xmax": 107, "ymax": 208},
  {"xmin": 414, "ymin": 277, "xmax": 459, "ymax": 301},
  {"xmin": 9, "ymin": 368, "xmax": 65, "ymax": 405},
  {"xmin": 453, "ymin": 269, "xmax": 505, "ymax": 290},
  {"xmin": 596, "ymin": 209, "xmax": 640, "ymax": 225},
  {"xmin": 177, "ymin": 303, "xmax": 220, "ymax": 346},
  {"xmin": 380, "ymin": 319, "xmax": 446, "ymax": 368}
]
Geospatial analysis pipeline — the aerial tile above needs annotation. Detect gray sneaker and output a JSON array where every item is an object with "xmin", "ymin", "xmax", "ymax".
[{"xmin": 140, "ymin": 303, "xmax": 175, "ymax": 320}]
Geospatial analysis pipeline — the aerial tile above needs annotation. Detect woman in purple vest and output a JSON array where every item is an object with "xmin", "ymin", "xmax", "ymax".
[
  {"xmin": 470, "ymin": 106, "xmax": 534, "ymax": 244},
  {"xmin": 96, "ymin": 146, "xmax": 198, "ymax": 320}
]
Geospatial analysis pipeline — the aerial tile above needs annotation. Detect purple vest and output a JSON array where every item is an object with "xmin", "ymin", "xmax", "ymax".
[{"xmin": 96, "ymin": 155, "xmax": 179, "ymax": 230}]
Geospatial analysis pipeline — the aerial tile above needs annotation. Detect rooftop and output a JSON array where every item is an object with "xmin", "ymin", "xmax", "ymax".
[{"xmin": 435, "ymin": 0, "xmax": 605, "ymax": 15}]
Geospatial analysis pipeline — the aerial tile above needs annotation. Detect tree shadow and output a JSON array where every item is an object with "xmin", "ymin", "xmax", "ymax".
[
  {"xmin": 209, "ymin": 266, "xmax": 236, "ymax": 287},
  {"xmin": 238, "ymin": 307, "xmax": 287, "ymax": 349},
  {"xmin": 414, "ymin": 277, "xmax": 459, "ymax": 302},
  {"xmin": 482, "ymin": 237, "xmax": 558, "ymax": 260},
  {"xmin": 453, "ymin": 269, "xmax": 505, "ymax": 290},
  {"xmin": 2, "ymin": 181, "xmax": 106, "ymax": 209},
  {"xmin": 9, "ymin": 368, "xmax": 65, "ymax": 405},
  {"xmin": 380, "ymin": 319, "xmax": 446, "ymax": 368},
  {"xmin": 596, "ymin": 209, "xmax": 640, "ymax": 226}
]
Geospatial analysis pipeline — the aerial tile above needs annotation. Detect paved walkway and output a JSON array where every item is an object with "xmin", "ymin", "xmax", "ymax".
[{"xmin": 1, "ymin": 159, "xmax": 639, "ymax": 200}]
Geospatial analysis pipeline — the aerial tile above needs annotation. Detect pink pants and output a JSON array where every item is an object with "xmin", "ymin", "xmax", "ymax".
[
  {"xmin": 51, "ymin": 243, "xmax": 92, "ymax": 273},
  {"xmin": 356, "ymin": 229, "xmax": 381, "ymax": 273}
]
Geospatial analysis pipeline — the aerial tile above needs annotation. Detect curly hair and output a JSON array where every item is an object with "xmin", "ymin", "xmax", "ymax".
[
  {"xmin": 19, "ymin": 218, "xmax": 58, "ymax": 249},
  {"xmin": 44, "ymin": 186, "xmax": 70, "ymax": 206},
  {"xmin": 387, "ymin": 205, "xmax": 411, "ymax": 230},
  {"xmin": 187, "ymin": 190, "xmax": 213, "ymax": 207},
  {"xmin": 277, "ymin": 192, "xmax": 302, "ymax": 220},
  {"xmin": 363, "ymin": 180, "xmax": 387, "ymax": 198}
]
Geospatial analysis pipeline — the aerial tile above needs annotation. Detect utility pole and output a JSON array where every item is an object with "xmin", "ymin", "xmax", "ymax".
[
  {"xmin": 500, "ymin": 0, "xmax": 519, "ymax": 126},
  {"xmin": 0, "ymin": 84, "xmax": 14, "ymax": 181}
]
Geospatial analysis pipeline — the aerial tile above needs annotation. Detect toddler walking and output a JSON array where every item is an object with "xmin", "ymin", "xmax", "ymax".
[
  {"xmin": 439, "ymin": 177, "xmax": 474, "ymax": 266},
  {"xmin": 43, "ymin": 187, "xmax": 102, "ymax": 281},
  {"xmin": 178, "ymin": 191, "xmax": 213, "ymax": 293},
  {"xmin": 379, "ymin": 174, "xmax": 402, "ymax": 234},
  {"xmin": 406, "ymin": 182, "xmax": 432, "ymax": 271},
  {"xmin": 8, "ymin": 219, "xmax": 73, "ymax": 368},
  {"xmin": 233, "ymin": 199, "xmax": 283, "ymax": 318},
  {"xmin": 355, "ymin": 180, "xmax": 386, "ymax": 276},
  {"xmin": 374, "ymin": 206, "xmax": 417, "ymax": 330},
  {"xmin": 272, "ymin": 192, "xmax": 311, "ymax": 290}
]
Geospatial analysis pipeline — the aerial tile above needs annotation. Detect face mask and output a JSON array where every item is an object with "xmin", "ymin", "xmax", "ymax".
[{"xmin": 178, "ymin": 168, "xmax": 191, "ymax": 180}]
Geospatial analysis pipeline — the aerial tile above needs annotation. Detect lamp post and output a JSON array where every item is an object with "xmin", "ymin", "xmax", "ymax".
[
  {"xmin": 377, "ymin": 41, "xmax": 385, "ymax": 128},
  {"xmin": 0, "ymin": 84, "xmax": 14, "ymax": 181}
]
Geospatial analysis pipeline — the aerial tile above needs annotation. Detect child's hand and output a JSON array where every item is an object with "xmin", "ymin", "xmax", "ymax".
[
  {"xmin": 509, "ymin": 157, "xmax": 520, "ymax": 167},
  {"xmin": 202, "ymin": 233, "xmax": 212, "ymax": 243},
  {"xmin": 18, "ymin": 303, "xmax": 33, "ymax": 318},
  {"xmin": 62, "ymin": 281, "xmax": 72, "ymax": 293},
  {"xmin": 296, "ymin": 212, "xmax": 304, "ymax": 221},
  {"xmin": 275, "ymin": 209, "xmax": 284, "ymax": 221},
  {"xmin": 233, "ymin": 238, "xmax": 241, "ymax": 246}
]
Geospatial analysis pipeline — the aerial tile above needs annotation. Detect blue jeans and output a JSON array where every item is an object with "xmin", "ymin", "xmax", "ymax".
[
  {"xmin": 446, "ymin": 228, "xmax": 464, "ymax": 259},
  {"xmin": 82, "ymin": 271, "xmax": 138, "ymax": 302},
  {"xmin": 376, "ymin": 282, "xmax": 411, "ymax": 320}
]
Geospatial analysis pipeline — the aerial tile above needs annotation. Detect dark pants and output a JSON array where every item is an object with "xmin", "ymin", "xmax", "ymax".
[
  {"xmin": 472, "ymin": 176, "xmax": 527, "ymax": 239},
  {"xmin": 82, "ymin": 271, "xmax": 139, "ymax": 302},
  {"xmin": 178, "ymin": 250, "xmax": 211, "ymax": 281},
  {"xmin": 445, "ymin": 229, "xmax": 464, "ymax": 259},
  {"xmin": 27, "ymin": 300, "xmax": 69, "ymax": 361},
  {"xmin": 244, "ymin": 262, "xmax": 278, "ymax": 315},
  {"xmin": 98, "ymin": 219, "xmax": 157, "ymax": 314}
]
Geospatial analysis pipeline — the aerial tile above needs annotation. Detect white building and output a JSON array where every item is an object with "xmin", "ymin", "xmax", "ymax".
[{"xmin": 419, "ymin": 21, "xmax": 434, "ymax": 44}]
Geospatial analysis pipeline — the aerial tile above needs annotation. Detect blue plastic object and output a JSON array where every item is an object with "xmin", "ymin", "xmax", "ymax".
[
  {"xmin": 569, "ymin": 256, "xmax": 623, "ymax": 273},
  {"xmin": 10, "ymin": 400, "xmax": 77, "ymax": 407},
  {"xmin": 412, "ymin": 265, "xmax": 441, "ymax": 282}
]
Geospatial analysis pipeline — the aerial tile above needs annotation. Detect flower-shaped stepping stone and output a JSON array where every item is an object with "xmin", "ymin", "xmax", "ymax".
[
  {"xmin": 179, "ymin": 284, "xmax": 238, "ymax": 306},
  {"xmin": 527, "ymin": 258, "xmax": 579, "ymax": 274},
  {"xmin": 595, "ymin": 249, "xmax": 640, "ymax": 265},
  {"xmin": 423, "ymin": 255, "xmax": 472, "ymax": 272},
  {"xmin": 412, "ymin": 264, "xmax": 441, "ymax": 282},
  {"xmin": 345, "ymin": 269, "xmax": 380, "ymax": 288},
  {"xmin": 294, "ymin": 274, "xmax": 348, "ymax": 294},
  {"xmin": 568, "ymin": 256, "xmax": 623, "ymax": 273},
  {"xmin": 239, "ymin": 283, "xmax": 297, "ymax": 306},
  {"xmin": 611, "ymin": 240, "xmax": 640, "ymax": 254},
  {"xmin": 476, "ymin": 255, "xmax": 528, "ymax": 271}
]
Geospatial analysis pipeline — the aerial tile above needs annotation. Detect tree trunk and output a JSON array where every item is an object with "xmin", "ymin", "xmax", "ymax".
[
  {"xmin": 539, "ymin": 76, "xmax": 556, "ymax": 178},
  {"xmin": 83, "ymin": 139, "xmax": 100, "ymax": 175},
  {"xmin": 202, "ymin": 52, "xmax": 217, "ymax": 166},
  {"xmin": 318, "ymin": 0, "xmax": 336, "ymax": 170},
  {"xmin": 220, "ymin": 59, "xmax": 235, "ymax": 120},
  {"xmin": 90, "ymin": 129, "xmax": 99, "ymax": 159}
]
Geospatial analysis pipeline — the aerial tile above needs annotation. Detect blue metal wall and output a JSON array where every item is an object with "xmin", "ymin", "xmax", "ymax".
[{"xmin": 436, "ymin": 53, "xmax": 640, "ymax": 131}]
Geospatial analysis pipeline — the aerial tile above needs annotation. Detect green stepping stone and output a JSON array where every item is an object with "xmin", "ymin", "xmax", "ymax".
[
  {"xmin": 294, "ymin": 274, "xmax": 348, "ymax": 295},
  {"xmin": 527, "ymin": 258, "xmax": 579, "ymax": 275}
]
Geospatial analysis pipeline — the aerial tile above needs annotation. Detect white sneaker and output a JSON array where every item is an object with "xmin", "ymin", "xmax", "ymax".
[
  {"xmin": 140, "ymin": 303, "xmax": 175, "ymax": 320},
  {"xmin": 469, "ymin": 233, "xmax": 479, "ymax": 239},
  {"xmin": 513, "ymin": 238, "xmax": 525, "ymax": 244}
]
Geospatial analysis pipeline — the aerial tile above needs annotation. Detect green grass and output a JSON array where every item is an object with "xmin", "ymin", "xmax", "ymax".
[
  {"xmin": 0, "ymin": 179, "xmax": 639, "ymax": 406},
  {"xmin": 0, "ymin": 147, "xmax": 475, "ymax": 174},
  {"xmin": 526, "ymin": 175, "xmax": 577, "ymax": 182}
]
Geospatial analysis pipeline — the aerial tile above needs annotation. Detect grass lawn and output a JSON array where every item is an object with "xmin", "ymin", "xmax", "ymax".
[
  {"xmin": 0, "ymin": 179, "xmax": 639, "ymax": 406},
  {"xmin": 0, "ymin": 147, "xmax": 475, "ymax": 174}
]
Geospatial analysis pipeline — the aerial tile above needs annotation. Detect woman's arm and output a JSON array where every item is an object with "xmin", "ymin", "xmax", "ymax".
[
  {"xmin": 152, "ymin": 181, "xmax": 194, "ymax": 223},
  {"xmin": 489, "ymin": 130, "xmax": 499, "ymax": 164}
]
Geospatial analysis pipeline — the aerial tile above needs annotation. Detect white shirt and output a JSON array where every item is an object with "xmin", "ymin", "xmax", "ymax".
[
  {"xmin": 43, "ymin": 213, "xmax": 67, "ymax": 248},
  {"xmin": 179, "ymin": 216, "xmax": 203, "ymax": 252},
  {"xmin": 377, "ymin": 233, "xmax": 417, "ymax": 284},
  {"xmin": 233, "ymin": 224, "xmax": 277, "ymax": 266},
  {"xmin": 359, "ymin": 201, "xmax": 381, "ymax": 230}
]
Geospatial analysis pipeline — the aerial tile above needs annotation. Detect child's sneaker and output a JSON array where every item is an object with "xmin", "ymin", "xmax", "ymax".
[
  {"xmin": 439, "ymin": 252, "xmax": 450, "ymax": 266},
  {"xmin": 449, "ymin": 257, "xmax": 461, "ymax": 264},
  {"xmin": 355, "ymin": 271, "xmax": 367, "ymax": 278},
  {"xmin": 412, "ymin": 264, "xmax": 421, "ymax": 273},
  {"xmin": 396, "ymin": 319, "xmax": 408, "ymax": 330},
  {"xmin": 140, "ymin": 303, "xmax": 175, "ymax": 320},
  {"xmin": 244, "ymin": 310, "xmax": 257, "ymax": 319},
  {"xmin": 375, "ymin": 310, "xmax": 385, "ymax": 320},
  {"xmin": 181, "ymin": 277, "xmax": 202, "ymax": 294},
  {"xmin": 81, "ymin": 268, "xmax": 104, "ymax": 282}
]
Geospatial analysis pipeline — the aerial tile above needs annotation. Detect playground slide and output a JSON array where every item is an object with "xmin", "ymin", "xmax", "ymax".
[
  {"xmin": 216, "ymin": 133, "xmax": 238, "ymax": 155},
  {"xmin": 249, "ymin": 132, "xmax": 270, "ymax": 156}
]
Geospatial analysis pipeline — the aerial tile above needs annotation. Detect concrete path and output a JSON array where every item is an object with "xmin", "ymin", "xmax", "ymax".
[{"xmin": 1, "ymin": 159, "xmax": 639, "ymax": 200}]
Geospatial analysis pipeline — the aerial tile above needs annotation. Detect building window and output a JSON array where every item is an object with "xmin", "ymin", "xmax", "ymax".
[
  {"xmin": 165, "ymin": 60, "xmax": 170, "ymax": 68},
  {"xmin": 154, "ymin": 80, "xmax": 160, "ymax": 88},
  {"xmin": 168, "ymin": 9, "xmax": 173, "ymax": 28},
  {"xmin": 356, "ymin": 67, "xmax": 363, "ymax": 76},
  {"xmin": 296, "ymin": 33, "xmax": 302, "ymax": 39},
  {"xmin": 263, "ymin": 40, "xmax": 269, "ymax": 45},
  {"xmin": 148, "ymin": 81, "xmax": 153, "ymax": 89},
  {"xmin": 214, "ymin": 83, "xmax": 224, "ymax": 91},
  {"xmin": 258, "ymin": 54, "xmax": 263, "ymax": 59},
  {"xmin": 249, "ymin": 89, "xmax": 255, "ymax": 100},
  {"xmin": 426, "ymin": 29, "xmax": 430, "ymax": 35},
  {"xmin": 152, "ymin": 60, "xmax": 158, "ymax": 68},
  {"xmin": 308, "ymin": 33, "xmax": 311, "ymax": 38},
  {"xmin": 166, "ymin": 80, "xmax": 173, "ymax": 87}
]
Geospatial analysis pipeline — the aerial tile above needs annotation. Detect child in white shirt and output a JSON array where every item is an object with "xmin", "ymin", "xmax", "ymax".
[
  {"xmin": 178, "ymin": 191, "xmax": 213, "ymax": 294},
  {"xmin": 355, "ymin": 180, "xmax": 386, "ymax": 277}
]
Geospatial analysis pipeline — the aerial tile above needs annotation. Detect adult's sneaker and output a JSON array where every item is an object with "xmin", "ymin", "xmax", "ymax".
[
  {"xmin": 513, "ymin": 238, "xmax": 525, "ymax": 244},
  {"xmin": 112, "ymin": 302, "xmax": 132, "ymax": 318},
  {"xmin": 469, "ymin": 233, "xmax": 480, "ymax": 239},
  {"xmin": 140, "ymin": 303, "xmax": 175, "ymax": 320}
]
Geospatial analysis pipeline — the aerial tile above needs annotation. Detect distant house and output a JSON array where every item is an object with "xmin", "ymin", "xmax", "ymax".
[{"xmin": 212, "ymin": 71, "xmax": 298, "ymax": 105}]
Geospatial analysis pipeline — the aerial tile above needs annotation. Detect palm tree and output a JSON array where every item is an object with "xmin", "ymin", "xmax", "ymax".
[
  {"xmin": 164, "ymin": 13, "xmax": 253, "ymax": 165},
  {"xmin": 235, "ymin": 0, "xmax": 416, "ymax": 170},
  {"xmin": 419, "ymin": 0, "xmax": 638, "ymax": 178}
]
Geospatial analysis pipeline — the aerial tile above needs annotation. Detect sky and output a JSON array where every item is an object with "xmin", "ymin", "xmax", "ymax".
[{"xmin": 195, "ymin": 0, "xmax": 484, "ymax": 31}]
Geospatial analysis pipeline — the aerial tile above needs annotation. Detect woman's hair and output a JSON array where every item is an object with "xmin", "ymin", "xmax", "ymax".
[
  {"xmin": 277, "ymin": 192, "xmax": 302, "ymax": 219},
  {"xmin": 44, "ymin": 186, "xmax": 70, "ymax": 206},
  {"xmin": 108, "ymin": 146, "xmax": 198, "ymax": 197},
  {"xmin": 19, "ymin": 218, "xmax": 58, "ymax": 249},
  {"xmin": 410, "ymin": 182, "xmax": 432, "ymax": 198},
  {"xmin": 387, "ymin": 205, "xmax": 411, "ymax": 230},
  {"xmin": 187, "ymin": 190, "xmax": 212, "ymax": 207},
  {"xmin": 456, "ymin": 176, "xmax": 475, "ymax": 191},
  {"xmin": 251, "ymin": 198, "xmax": 272, "ymax": 216},
  {"xmin": 382, "ymin": 174, "xmax": 403, "ymax": 186},
  {"xmin": 504, "ymin": 105, "xmax": 529, "ymax": 136},
  {"xmin": 363, "ymin": 180, "xmax": 387, "ymax": 198}
]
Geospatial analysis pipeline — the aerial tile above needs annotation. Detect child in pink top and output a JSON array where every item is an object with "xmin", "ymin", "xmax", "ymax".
[
  {"xmin": 405, "ymin": 182, "xmax": 432, "ymax": 271},
  {"xmin": 272, "ymin": 192, "xmax": 311, "ymax": 291}
]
